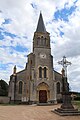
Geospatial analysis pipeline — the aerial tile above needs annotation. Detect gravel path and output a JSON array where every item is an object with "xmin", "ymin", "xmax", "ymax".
[{"xmin": 0, "ymin": 104, "xmax": 80, "ymax": 120}]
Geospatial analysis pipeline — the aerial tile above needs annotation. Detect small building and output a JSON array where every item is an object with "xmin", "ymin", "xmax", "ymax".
[{"xmin": 8, "ymin": 13, "xmax": 62, "ymax": 104}]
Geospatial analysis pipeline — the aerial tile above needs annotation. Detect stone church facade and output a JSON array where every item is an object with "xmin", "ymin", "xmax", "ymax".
[{"xmin": 8, "ymin": 13, "xmax": 62, "ymax": 104}]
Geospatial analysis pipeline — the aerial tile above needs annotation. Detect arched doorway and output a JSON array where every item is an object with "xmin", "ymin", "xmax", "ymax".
[
  {"xmin": 37, "ymin": 82, "xmax": 50, "ymax": 103},
  {"xmin": 39, "ymin": 90, "xmax": 47, "ymax": 103}
]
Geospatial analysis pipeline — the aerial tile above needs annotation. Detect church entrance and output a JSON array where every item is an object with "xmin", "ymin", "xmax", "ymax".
[
  {"xmin": 39, "ymin": 90, "xmax": 47, "ymax": 103},
  {"xmin": 37, "ymin": 82, "xmax": 50, "ymax": 103}
]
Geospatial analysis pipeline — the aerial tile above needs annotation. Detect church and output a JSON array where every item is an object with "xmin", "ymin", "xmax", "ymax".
[{"xmin": 8, "ymin": 13, "xmax": 62, "ymax": 104}]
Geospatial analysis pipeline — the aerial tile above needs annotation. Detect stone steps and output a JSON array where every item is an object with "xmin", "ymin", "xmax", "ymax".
[
  {"xmin": 37, "ymin": 103, "xmax": 54, "ymax": 106},
  {"xmin": 51, "ymin": 108, "xmax": 80, "ymax": 116}
]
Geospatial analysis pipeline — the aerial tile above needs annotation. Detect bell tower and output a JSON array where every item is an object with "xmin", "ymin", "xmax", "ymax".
[
  {"xmin": 33, "ymin": 12, "xmax": 50, "ymax": 51},
  {"xmin": 32, "ymin": 13, "xmax": 54, "ymax": 103}
]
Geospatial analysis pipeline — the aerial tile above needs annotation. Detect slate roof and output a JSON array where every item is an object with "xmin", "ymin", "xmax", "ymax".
[{"xmin": 36, "ymin": 12, "xmax": 46, "ymax": 32}]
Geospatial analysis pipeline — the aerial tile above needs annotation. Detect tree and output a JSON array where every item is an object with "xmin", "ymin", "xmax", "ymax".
[{"xmin": 0, "ymin": 79, "xmax": 9, "ymax": 96}]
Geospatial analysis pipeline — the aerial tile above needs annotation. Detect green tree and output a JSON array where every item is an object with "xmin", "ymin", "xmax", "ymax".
[{"xmin": 0, "ymin": 79, "xmax": 9, "ymax": 96}]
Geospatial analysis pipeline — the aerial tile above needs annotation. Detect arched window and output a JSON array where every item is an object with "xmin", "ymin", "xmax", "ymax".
[
  {"xmin": 44, "ymin": 67, "xmax": 47, "ymax": 78},
  {"xmin": 43, "ymin": 38, "xmax": 46, "ymax": 45},
  {"xmin": 57, "ymin": 82, "xmax": 60, "ymax": 94},
  {"xmin": 41, "ymin": 36, "xmax": 44, "ymax": 45},
  {"xmin": 39, "ymin": 67, "xmax": 42, "ymax": 78},
  {"xmin": 19, "ymin": 81, "xmax": 23, "ymax": 94},
  {"xmin": 31, "ymin": 60, "xmax": 32, "ymax": 64},
  {"xmin": 33, "ymin": 83, "xmax": 34, "ymax": 91},
  {"xmin": 37, "ymin": 37, "xmax": 40, "ymax": 45}
]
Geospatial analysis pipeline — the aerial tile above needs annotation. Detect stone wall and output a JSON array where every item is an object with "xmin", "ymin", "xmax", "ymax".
[{"xmin": 0, "ymin": 96, "xmax": 10, "ymax": 104}]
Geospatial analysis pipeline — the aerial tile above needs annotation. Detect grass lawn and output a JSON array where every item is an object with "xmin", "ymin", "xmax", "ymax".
[{"xmin": 72, "ymin": 100, "xmax": 80, "ymax": 110}]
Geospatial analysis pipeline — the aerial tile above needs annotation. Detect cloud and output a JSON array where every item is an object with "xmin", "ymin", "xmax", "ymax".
[
  {"xmin": 54, "ymin": 3, "xmax": 77, "ymax": 22},
  {"xmin": 2, "ymin": 19, "xmax": 12, "ymax": 24}
]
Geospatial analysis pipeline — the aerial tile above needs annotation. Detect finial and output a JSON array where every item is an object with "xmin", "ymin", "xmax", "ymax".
[
  {"xmin": 13, "ymin": 65, "xmax": 17, "ymax": 75},
  {"xmin": 40, "ymin": 10, "xmax": 42, "ymax": 14}
]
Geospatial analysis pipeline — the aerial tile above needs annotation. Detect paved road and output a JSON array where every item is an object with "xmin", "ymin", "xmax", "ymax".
[{"xmin": 0, "ymin": 104, "xmax": 80, "ymax": 120}]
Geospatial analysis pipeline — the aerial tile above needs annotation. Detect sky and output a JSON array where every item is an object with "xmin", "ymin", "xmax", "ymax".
[{"xmin": 0, "ymin": 0, "xmax": 80, "ymax": 92}]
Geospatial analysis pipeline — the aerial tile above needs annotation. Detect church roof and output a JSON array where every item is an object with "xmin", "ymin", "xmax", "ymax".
[{"xmin": 36, "ymin": 12, "xmax": 46, "ymax": 32}]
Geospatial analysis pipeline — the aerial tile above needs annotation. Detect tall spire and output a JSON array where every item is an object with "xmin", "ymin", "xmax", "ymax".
[{"xmin": 36, "ymin": 12, "xmax": 46, "ymax": 32}]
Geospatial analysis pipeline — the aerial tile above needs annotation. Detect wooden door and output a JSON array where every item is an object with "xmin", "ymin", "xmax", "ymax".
[{"xmin": 39, "ymin": 90, "xmax": 47, "ymax": 103}]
